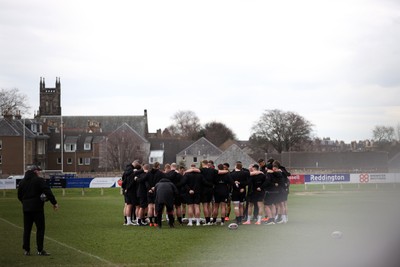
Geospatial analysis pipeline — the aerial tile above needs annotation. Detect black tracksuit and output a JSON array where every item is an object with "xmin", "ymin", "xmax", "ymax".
[
  {"xmin": 18, "ymin": 170, "xmax": 57, "ymax": 253},
  {"xmin": 154, "ymin": 178, "xmax": 178, "ymax": 227}
]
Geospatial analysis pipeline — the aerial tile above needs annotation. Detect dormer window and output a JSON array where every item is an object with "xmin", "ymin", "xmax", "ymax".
[
  {"xmin": 65, "ymin": 143, "xmax": 76, "ymax": 152},
  {"xmin": 84, "ymin": 136, "xmax": 92, "ymax": 150},
  {"xmin": 64, "ymin": 136, "xmax": 78, "ymax": 152}
]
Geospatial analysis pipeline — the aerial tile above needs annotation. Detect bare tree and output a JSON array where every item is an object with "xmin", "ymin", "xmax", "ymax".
[
  {"xmin": 0, "ymin": 88, "xmax": 30, "ymax": 116},
  {"xmin": 248, "ymin": 133, "xmax": 273, "ymax": 159},
  {"xmin": 166, "ymin": 110, "xmax": 201, "ymax": 140},
  {"xmin": 102, "ymin": 125, "xmax": 149, "ymax": 171},
  {"xmin": 199, "ymin": 121, "xmax": 236, "ymax": 146},
  {"xmin": 373, "ymin": 125, "xmax": 395, "ymax": 143},
  {"xmin": 252, "ymin": 109, "xmax": 313, "ymax": 153}
]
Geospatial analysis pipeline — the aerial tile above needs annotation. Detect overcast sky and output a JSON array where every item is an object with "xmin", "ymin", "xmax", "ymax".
[{"xmin": 1, "ymin": 0, "xmax": 399, "ymax": 142}]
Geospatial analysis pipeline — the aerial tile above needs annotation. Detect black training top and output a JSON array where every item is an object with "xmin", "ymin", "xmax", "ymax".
[{"xmin": 18, "ymin": 170, "xmax": 57, "ymax": 212}]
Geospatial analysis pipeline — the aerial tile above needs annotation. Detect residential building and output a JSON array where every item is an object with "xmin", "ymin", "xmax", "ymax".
[
  {"xmin": 0, "ymin": 113, "xmax": 48, "ymax": 176},
  {"xmin": 176, "ymin": 137, "xmax": 222, "ymax": 167},
  {"xmin": 214, "ymin": 144, "xmax": 256, "ymax": 169}
]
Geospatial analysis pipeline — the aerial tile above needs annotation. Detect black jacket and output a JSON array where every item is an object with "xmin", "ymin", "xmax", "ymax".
[
  {"xmin": 279, "ymin": 166, "xmax": 291, "ymax": 191},
  {"xmin": 149, "ymin": 169, "xmax": 165, "ymax": 188},
  {"xmin": 154, "ymin": 178, "xmax": 178, "ymax": 206},
  {"xmin": 252, "ymin": 172, "xmax": 266, "ymax": 194},
  {"xmin": 136, "ymin": 171, "xmax": 150, "ymax": 198},
  {"xmin": 230, "ymin": 169, "xmax": 249, "ymax": 192},
  {"xmin": 166, "ymin": 170, "xmax": 185, "ymax": 194},
  {"xmin": 214, "ymin": 172, "xmax": 234, "ymax": 195},
  {"xmin": 18, "ymin": 170, "xmax": 57, "ymax": 212},
  {"xmin": 183, "ymin": 171, "xmax": 204, "ymax": 194},
  {"xmin": 271, "ymin": 171, "xmax": 285, "ymax": 193},
  {"xmin": 124, "ymin": 172, "xmax": 137, "ymax": 196},
  {"xmin": 262, "ymin": 171, "xmax": 275, "ymax": 192},
  {"xmin": 200, "ymin": 168, "xmax": 217, "ymax": 189}
]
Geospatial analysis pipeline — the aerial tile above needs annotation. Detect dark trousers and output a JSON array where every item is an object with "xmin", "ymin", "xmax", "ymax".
[
  {"xmin": 23, "ymin": 211, "xmax": 45, "ymax": 252},
  {"xmin": 156, "ymin": 203, "xmax": 174, "ymax": 227}
]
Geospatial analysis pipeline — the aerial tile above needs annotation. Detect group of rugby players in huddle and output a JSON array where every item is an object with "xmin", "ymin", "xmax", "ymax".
[{"xmin": 121, "ymin": 158, "xmax": 290, "ymax": 228}]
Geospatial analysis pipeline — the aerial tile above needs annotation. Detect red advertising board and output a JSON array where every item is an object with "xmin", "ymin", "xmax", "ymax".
[{"xmin": 288, "ymin": 174, "xmax": 305, "ymax": 184}]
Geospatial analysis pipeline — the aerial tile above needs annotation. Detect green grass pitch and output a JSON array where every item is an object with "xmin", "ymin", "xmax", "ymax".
[{"xmin": 1, "ymin": 184, "xmax": 399, "ymax": 266}]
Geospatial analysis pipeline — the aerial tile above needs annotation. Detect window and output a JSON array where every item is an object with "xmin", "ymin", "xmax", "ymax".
[
  {"xmin": 78, "ymin": 158, "xmax": 84, "ymax": 165},
  {"xmin": 193, "ymin": 157, "xmax": 198, "ymax": 163},
  {"xmin": 57, "ymin": 158, "xmax": 61, "ymax": 164},
  {"xmin": 30, "ymin": 124, "xmax": 38, "ymax": 133},
  {"xmin": 0, "ymin": 139, "xmax": 2, "ymax": 150},
  {"xmin": 65, "ymin": 143, "xmax": 76, "ymax": 152},
  {"xmin": 84, "ymin": 158, "xmax": 90, "ymax": 165},
  {"xmin": 150, "ymin": 157, "xmax": 154, "ymax": 163},
  {"xmin": 67, "ymin": 158, "xmax": 73, "ymax": 165},
  {"xmin": 37, "ymin": 140, "xmax": 45, "ymax": 155},
  {"xmin": 84, "ymin": 143, "xmax": 91, "ymax": 150},
  {"xmin": 0, "ymin": 155, "xmax": 2, "ymax": 164},
  {"xmin": 55, "ymin": 143, "xmax": 61, "ymax": 149}
]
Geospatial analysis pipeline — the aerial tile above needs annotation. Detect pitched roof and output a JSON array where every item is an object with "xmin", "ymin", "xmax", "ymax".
[
  {"xmin": 109, "ymin": 123, "xmax": 149, "ymax": 143},
  {"xmin": 214, "ymin": 144, "xmax": 256, "ymax": 169},
  {"xmin": 219, "ymin": 139, "xmax": 251, "ymax": 151},
  {"xmin": 149, "ymin": 138, "xmax": 193, "ymax": 164},
  {"xmin": 41, "ymin": 115, "xmax": 148, "ymax": 137},
  {"xmin": 84, "ymin": 136, "xmax": 93, "ymax": 143},
  {"xmin": 65, "ymin": 136, "xmax": 79, "ymax": 144},
  {"xmin": 177, "ymin": 137, "xmax": 222, "ymax": 157},
  {"xmin": 0, "ymin": 118, "xmax": 37, "ymax": 138}
]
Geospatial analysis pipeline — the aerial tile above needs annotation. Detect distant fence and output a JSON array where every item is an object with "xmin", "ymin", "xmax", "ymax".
[
  {"xmin": 0, "ymin": 177, "xmax": 122, "ymax": 190},
  {"xmin": 289, "ymin": 172, "xmax": 400, "ymax": 184},
  {"xmin": 2, "ymin": 172, "xmax": 400, "ymax": 190}
]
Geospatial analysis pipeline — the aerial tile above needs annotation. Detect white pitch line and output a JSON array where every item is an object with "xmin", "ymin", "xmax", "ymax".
[
  {"xmin": 0, "ymin": 217, "xmax": 117, "ymax": 266},
  {"xmin": 1, "ymin": 217, "xmax": 246, "ymax": 266}
]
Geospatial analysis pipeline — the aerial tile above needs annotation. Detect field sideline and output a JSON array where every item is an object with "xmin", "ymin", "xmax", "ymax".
[{"xmin": 1, "ymin": 185, "xmax": 400, "ymax": 267}]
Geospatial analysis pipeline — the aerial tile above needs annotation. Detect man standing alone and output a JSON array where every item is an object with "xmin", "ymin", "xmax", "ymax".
[{"xmin": 18, "ymin": 165, "xmax": 58, "ymax": 256}]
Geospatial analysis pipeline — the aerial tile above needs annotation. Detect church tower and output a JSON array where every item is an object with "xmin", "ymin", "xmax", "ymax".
[{"xmin": 38, "ymin": 77, "xmax": 62, "ymax": 116}]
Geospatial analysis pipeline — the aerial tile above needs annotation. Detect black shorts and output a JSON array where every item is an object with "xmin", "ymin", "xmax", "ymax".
[
  {"xmin": 252, "ymin": 191, "xmax": 265, "ymax": 203},
  {"xmin": 274, "ymin": 191, "xmax": 286, "ymax": 204},
  {"xmin": 139, "ymin": 196, "xmax": 148, "ymax": 208},
  {"xmin": 179, "ymin": 194, "xmax": 187, "ymax": 205},
  {"xmin": 185, "ymin": 193, "xmax": 201, "ymax": 205},
  {"xmin": 263, "ymin": 192, "xmax": 276, "ymax": 206},
  {"xmin": 125, "ymin": 192, "xmax": 139, "ymax": 206},
  {"xmin": 281, "ymin": 191, "xmax": 288, "ymax": 202},
  {"xmin": 147, "ymin": 194, "xmax": 156, "ymax": 204},
  {"xmin": 214, "ymin": 193, "xmax": 229, "ymax": 203},
  {"xmin": 232, "ymin": 191, "xmax": 246, "ymax": 203},
  {"xmin": 174, "ymin": 195, "xmax": 182, "ymax": 206},
  {"xmin": 201, "ymin": 192, "xmax": 213, "ymax": 203}
]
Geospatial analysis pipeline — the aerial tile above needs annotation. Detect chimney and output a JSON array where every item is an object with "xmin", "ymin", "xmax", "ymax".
[
  {"xmin": 15, "ymin": 110, "xmax": 22, "ymax": 120},
  {"xmin": 3, "ymin": 110, "xmax": 13, "ymax": 121}
]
